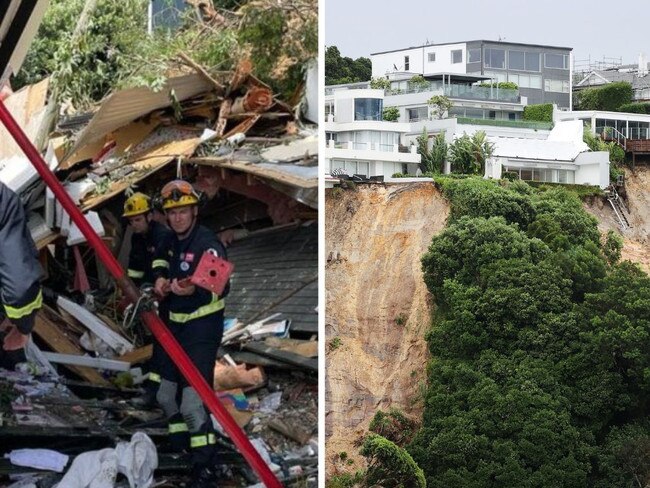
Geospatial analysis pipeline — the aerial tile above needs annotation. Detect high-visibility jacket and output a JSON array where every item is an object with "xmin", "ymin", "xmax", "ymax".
[
  {"xmin": 152, "ymin": 224, "xmax": 228, "ymax": 325},
  {"xmin": 0, "ymin": 182, "xmax": 42, "ymax": 333},
  {"xmin": 127, "ymin": 220, "xmax": 173, "ymax": 287}
]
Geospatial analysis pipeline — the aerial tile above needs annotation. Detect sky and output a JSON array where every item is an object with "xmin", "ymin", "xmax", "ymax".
[{"xmin": 325, "ymin": 0, "xmax": 649, "ymax": 68}]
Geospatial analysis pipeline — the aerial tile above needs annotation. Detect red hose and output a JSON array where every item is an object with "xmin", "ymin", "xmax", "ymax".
[{"xmin": 0, "ymin": 99, "xmax": 284, "ymax": 488}]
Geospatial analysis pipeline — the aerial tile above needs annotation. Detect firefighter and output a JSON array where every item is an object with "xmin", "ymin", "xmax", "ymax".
[
  {"xmin": 152, "ymin": 179, "xmax": 228, "ymax": 486},
  {"xmin": 0, "ymin": 181, "xmax": 43, "ymax": 369},
  {"xmin": 122, "ymin": 192, "xmax": 172, "ymax": 407}
]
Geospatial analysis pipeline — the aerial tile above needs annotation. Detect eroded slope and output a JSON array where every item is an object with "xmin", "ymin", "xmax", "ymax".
[{"xmin": 325, "ymin": 183, "xmax": 449, "ymax": 474}]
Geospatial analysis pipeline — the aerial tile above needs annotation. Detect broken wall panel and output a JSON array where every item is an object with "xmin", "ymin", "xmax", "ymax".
[{"xmin": 0, "ymin": 78, "xmax": 53, "ymax": 192}]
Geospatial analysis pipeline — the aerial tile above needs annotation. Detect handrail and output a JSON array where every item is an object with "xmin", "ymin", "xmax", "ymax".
[{"xmin": 599, "ymin": 126, "xmax": 627, "ymax": 150}]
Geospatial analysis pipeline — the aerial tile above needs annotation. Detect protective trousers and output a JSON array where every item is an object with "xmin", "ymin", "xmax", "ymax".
[{"xmin": 156, "ymin": 312, "xmax": 223, "ymax": 469}]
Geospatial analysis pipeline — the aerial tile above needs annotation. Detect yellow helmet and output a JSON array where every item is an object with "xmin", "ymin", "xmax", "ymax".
[
  {"xmin": 123, "ymin": 192, "xmax": 151, "ymax": 217},
  {"xmin": 160, "ymin": 179, "xmax": 200, "ymax": 210}
]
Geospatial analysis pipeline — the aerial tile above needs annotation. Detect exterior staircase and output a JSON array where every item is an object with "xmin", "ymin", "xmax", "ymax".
[{"xmin": 605, "ymin": 184, "xmax": 630, "ymax": 230}]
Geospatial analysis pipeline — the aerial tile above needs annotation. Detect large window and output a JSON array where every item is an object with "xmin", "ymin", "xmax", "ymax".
[
  {"xmin": 407, "ymin": 106, "xmax": 428, "ymax": 122},
  {"xmin": 428, "ymin": 52, "xmax": 436, "ymax": 62},
  {"xmin": 545, "ymin": 53, "xmax": 569, "ymax": 69},
  {"xmin": 383, "ymin": 162, "xmax": 406, "ymax": 176},
  {"xmin": 544, "ymin": 79, "xmax": 570, "ymax": 93},
  {"xmin": 508, "ymin": 50, "xmax": 540, "ymax": 71},
  {"xmin": 451, "ymin": 49, "xmax": 463, "ymax": 64},
  {"xmin": 504, "ymin": 167, "xmax": 575, "ymax": 184},
  {"xmin": 330, "ymin": 159, "xmax": 370, "ymax": 177},
  {"xmin": 324, "ymin": 102, "xmax": 334, "ymax": 120},
  {"xmin": 404, "ymin": 56, "xmax": 410, "ymax": 71},
  {"xmin": 508, "ymin": 72, "xmax": 542, "ymax": 89},
  {"xmin": 354, "ymin": 98, "xmax": 383, "ymax": 121},
  {"xmin": 468, "ymin": 48, "xmax": 481, "ymax": 63},
  {"xmin": 485, "ymin": 48, "xmax": 505, "ymax": 69}
]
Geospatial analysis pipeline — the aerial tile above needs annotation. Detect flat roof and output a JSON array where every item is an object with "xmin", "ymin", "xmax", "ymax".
[{"xmin": 371, "ymin": 40, "xmax": 573, "ymax": 56}]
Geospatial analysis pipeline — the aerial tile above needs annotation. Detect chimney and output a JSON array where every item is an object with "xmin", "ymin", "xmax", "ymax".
[{"xmin": 639, "ymin": 52, "xmax": 648, "ymax": 76}]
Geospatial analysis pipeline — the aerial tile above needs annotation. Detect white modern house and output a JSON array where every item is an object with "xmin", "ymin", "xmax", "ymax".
[
  {"xmin": 485, "ymin": 120, "xmax": 610, "ymax": 188},
  {"xmin": 372, "ymin": 40, "xmax": 573, "ymax": 109},
  {"xmin": 324, "ymin": 88, "xmax": 421, "ymax": 178}
]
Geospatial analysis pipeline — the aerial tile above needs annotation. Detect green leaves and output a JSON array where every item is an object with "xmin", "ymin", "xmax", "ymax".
[
  {"xmin": 416, "ymin": 129, "xmax": 447, "ymax": 174},
  {"xmin": 325, "ymin": 46, "xmax": 371, "ymax": 85},
  {"xmin": 382, "ymin": 106, "xmax": 400, "ymax": 122},
  {"xmin": 448, "ymin": 131, "xmax": 494, "ymax": 174},
  {"xmin": 361, "ymin": 434, "xmax": 426, "ymax": 488},
  {"xmin": 415, "ymin": 178, "xmax": 650, "ymax": 486},
  {"xmin": 574, "ymin": 82, "xmax": 634, "ymax": 111}
]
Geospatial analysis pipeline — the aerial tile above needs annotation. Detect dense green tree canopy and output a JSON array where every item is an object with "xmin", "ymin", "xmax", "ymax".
[
  {"xmin": 14, "ymin": 0, "xmax": 316, "ymax": 108},
  {"xmin": 325, "ymin": 46, "xmax": 371, "ymax": 85},
  {"xmin": 411, "ymin": 178, "xmax": 650, "ymax": 487}
]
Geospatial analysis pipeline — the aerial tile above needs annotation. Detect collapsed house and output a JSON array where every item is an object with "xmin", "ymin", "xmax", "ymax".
[{"xmin": 0, "ymin": 57, "xmax": 318, "ymax": 487}]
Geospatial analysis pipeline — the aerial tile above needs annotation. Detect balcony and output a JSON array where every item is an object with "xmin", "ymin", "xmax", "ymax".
[
  {"xmin": 386, "ymin": 81, "xmax": 520, "ymax": 103},
  {"xmin": 457, "ymin": 117, "xmax": 552, "ymax": 130},
  {"xmin": 329, "ymin": 141, "xmax": 406, "ymax": 153}
]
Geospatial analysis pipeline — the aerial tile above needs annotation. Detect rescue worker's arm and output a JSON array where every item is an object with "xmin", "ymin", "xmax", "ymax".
[
  {"xmin": 152, "ymin": 233, "xmax": 172, "ymax": 296},
  {"xmin": 0, "ymin": 183, "xmax": 43, "ymax": 336}
]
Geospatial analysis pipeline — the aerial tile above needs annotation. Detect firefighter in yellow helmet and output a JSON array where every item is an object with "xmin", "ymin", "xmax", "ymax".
[
  {"xmin": 123, "ymin": 192, "xmax": 172, "ymax": 285},
  {"xmin": 152, "ymin": 179, "xmax": 229, "ymax": 486},
  {"xmin": 122, "ymin": 192, "xmax": 172, "ymax": 408}
]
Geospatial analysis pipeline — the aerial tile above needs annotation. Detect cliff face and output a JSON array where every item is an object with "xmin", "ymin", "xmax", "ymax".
[
  {"xmin": 325, "ymin": 183, "xmax": 449, "ymax": 474},
  {"xmin": 584, "ymin": 167, "xmax": 650, "ymax": 273}
]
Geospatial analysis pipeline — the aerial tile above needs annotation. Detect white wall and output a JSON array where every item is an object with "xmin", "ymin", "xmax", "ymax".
[
  {"xmin": 574, "ymin": 151, "xmax": 610, "ymax": 189},
  {"xmin": 403, "ymin": 119, "xmax": 550, "ymax": 145},
  {"xmin": 371, "ymin": 43, "xmax": 467, "ymax": 78},
  {"xmin": 324, "ymin": 147, "xmax": 420, "ymax": 165},
  {"xmin": 333, "ymin": 89, "xmax": 384, "ymax": 123},
  {"xmin": 485, "ymin": 157, "xmax": 504, "ymax": 180}
]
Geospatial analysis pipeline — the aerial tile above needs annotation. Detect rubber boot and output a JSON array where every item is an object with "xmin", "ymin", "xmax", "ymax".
[{"xmin": 167, "ymin": 412, "xmax": 190, "ymax": 452}]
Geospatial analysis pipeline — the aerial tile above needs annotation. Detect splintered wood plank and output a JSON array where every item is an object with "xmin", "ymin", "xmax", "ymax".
[
  {"xmin": 117, "ymin": 344, "xmax": 153, "ymax": 365},
  {"xmin": 33, "ymin": 312, "xmax": 109, "ymax": 385},
  {"xmin": 264, "ymin": 337, "xmax": 318, "ymax": 358},
  {"xmin": 243, "ymin": 342, "xmax": 317, "ymax": 372}
]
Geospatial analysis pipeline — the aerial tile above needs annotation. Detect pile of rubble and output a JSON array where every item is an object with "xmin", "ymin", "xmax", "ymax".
[{"xmin": 0, "ymin": 56, "xmax": 318, "ymax": 487}]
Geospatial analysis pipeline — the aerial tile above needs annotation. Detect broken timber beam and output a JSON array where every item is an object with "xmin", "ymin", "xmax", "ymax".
[
  {"xmin": 41, "ymin": 352, "xmax": 131, "ymax": 372},
  {"xmin": 243, "ymin": 342, "xmax": 317, "ymax": 372}
]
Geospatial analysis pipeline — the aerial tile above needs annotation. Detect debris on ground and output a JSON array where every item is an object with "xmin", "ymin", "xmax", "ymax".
[{"xmin": 0, "ymin": 25, "xmax": 318, "ymax": 486}]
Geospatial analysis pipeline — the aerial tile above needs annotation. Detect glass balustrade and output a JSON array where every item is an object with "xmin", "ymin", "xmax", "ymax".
[{"xmin": 385, "ymin": 81, "xmax": 519, "ymax": 102}]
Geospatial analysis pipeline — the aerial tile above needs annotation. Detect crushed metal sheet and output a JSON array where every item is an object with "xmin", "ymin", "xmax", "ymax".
[{"xmin": 65, "ymin": 73, "xmax": 213, "ymax": 159}]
